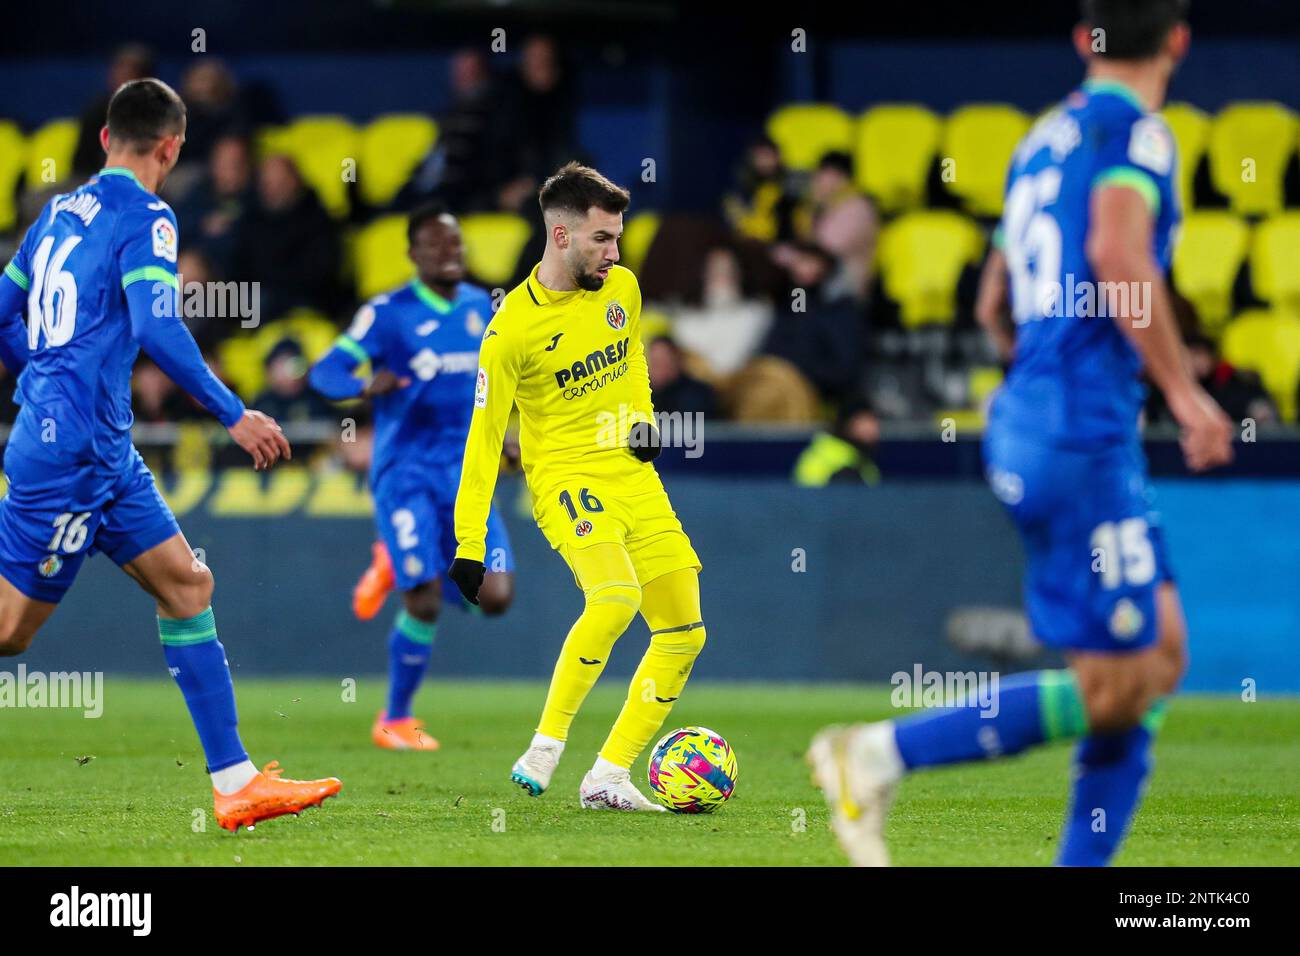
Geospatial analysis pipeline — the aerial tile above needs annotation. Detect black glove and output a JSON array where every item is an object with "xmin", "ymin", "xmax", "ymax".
[
  {"xmin": 627, "ymin": 420, "xmax": 661, "ymax": 462},
  {"xmin": 447, "ymin": 557, "xmax": 485, "ymax": 605}
]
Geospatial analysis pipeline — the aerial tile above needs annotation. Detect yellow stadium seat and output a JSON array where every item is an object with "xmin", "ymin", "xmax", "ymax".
[
  {"xmin": 854, "ymin": 104, "xmax": 942, "ymax": 214},
  {"xmin": 359, "ymin": 114, "xmax": 437, "ymax": 207},
  {"xmin": 1207, "ymin": 101, "xmax": 1297, "ymax": 217},
  {"xmin": 155, "ymin": 469, "xmax": 214, "ymax": 517},
  {"xmin": 355, "ymin": 214, "xmax": 415, "ymax": 300},
  {"xmin": 305, "ymin": 471, "xmax": 373, "ymax": 517},
  {"xmin": 1171, "ymin": 212, "xmax": 1250, "ymax": 334},
  {"xmin": 941, "ymin": 104, "xmax": 1030, "ymax": 217},
  {"xmin": 765, "ymin": 103, "xmax": 855, "ymax": 172},
  {"xmin": 1161, "ymin": 102, "xmax": 1210, "ymax": 213},
  {"xmin": 619, "ymin": 211, "xmax": 659, "ymax": 273},
  {"xmin": 24, "ymin": 118, "xmax": 78, "ymax": 188},
  {"xmin": 877, "ymin": 211, "xmax": 985, "ymax": 327},
  {"xmin": 209, "ymin": 467, "xmax": 312, "ymax": 516},
  {"xmin": 1249, "ymin": 212, "xmax": 1300, "ymax": 312},
  {"xmin": 1221, "ymin": 310, "xmax": 1300, "ymax": 422},
  {"xmin": 460, "ymin": 213, "xmax": 532, "ymax": 287},
  {"xmin": 216, "ymin": 335, "xmax": 266, "ymax": 401},
  {"xmin": 284, "ymin": 114, "xmax": 360, "ymax": 219},
  {"xmin": 0, "ymin": 121, "xmax": 24, "ymax": 231}
]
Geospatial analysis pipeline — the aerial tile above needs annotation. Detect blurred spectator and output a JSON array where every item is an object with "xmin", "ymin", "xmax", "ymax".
[
  {"xmin": 648, "ymin": 336, "xmax": 719, "ymax": 419},
  {"xmin": 668, "ymin": 246, "xmax": 772, "ymax": 377},
  {"xmin": 723, "ymin": 136, "xmax": 800, "ymax": 243},
  {"xmin": 232, "ymin": 155, "xmax": 342, "ymax": 319},
  {"xmin": 1146, "ymin": 333, "xmax": 1278, "ymax": 426},
  {"xmin": 174, "ymin": 249, "xmax": 225, "ymax": 351},
  {"xmin": 783, "ymin": 151, "xmax": 878, "ymax": 302},
  {"xmin": 132, "ymin": 358, "xmax": 212, "ymax": 424},
  {"xmin": 173, "ymin": 134, "xmax": 256, "ymax": 277},
  {"xmin": 793, "ymin": 403, "xmax": 882, "ymax": 486},
  {"xmin": 73, "ymin": 45, "xmax": 155, "ymax": 177},
  {"xmin": 496, "ymin": 35, "xmax": 578, "ymax": 211},
  {"xmin": 179, "ymin": 59, "xmax": 252, "ymax": 165},
  {"xmin": 252, "ymin": 339, "xmax": 333, "ymax": 423},
  {"xmin": 761, "ymin": 242, "xmax": 867, "ymax": 406},
  {"xmin": 400, "ymin": 49, "xmax": 509, "ymax": 212}
]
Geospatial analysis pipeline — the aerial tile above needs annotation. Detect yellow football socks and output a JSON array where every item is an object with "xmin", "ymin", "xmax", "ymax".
[{"xmin": 600, "ymin": 567, "xmax": 706, "ymax": 768}]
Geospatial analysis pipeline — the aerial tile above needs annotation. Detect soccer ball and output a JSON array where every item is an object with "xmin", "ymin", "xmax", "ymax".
[{"xmin": 647, "ymin": 726, "xmax": 738, "ymax": 813}]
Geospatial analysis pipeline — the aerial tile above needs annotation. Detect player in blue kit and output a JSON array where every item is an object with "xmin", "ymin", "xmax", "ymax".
[
  {"xmin": 309, "ymin": 203, "xmax": 515, "ymax": 751},
  {"xmin": 809, "ymin": 0, "xmax": 1234, "ymax": 865},
  {"xmin": 0, "ymin": 79, "xmax": 341, "ymax": 831}
]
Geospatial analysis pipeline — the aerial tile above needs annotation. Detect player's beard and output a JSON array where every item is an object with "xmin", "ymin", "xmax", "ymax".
[{"xmin": 575, "ymin": 270, "xmax": 606, "ymax": 292}]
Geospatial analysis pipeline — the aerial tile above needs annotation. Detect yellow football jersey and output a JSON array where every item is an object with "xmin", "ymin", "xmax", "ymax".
[{"xmin": 454, "ymin": 262, "xmax": 661, "ymax": 561}]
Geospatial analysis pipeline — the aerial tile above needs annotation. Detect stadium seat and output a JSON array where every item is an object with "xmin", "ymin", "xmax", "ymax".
[
  {"xmin": 216, "ymin": 335, "xmax": 267, "ymax": 400},
  {"xmin": 1172, "ymin": 212, "xmax": 1250, "ymax": 334},
  {"xmin": 284, "ymin": 114, "xmax": 360, "ymax": 219},
  {"xmin": 0, "ymin": 121, "xmax": 25, "ymax": 231},
  {"xmin": 1161, "ymin": 102, "xmax": 1210, "ymax": 213},
  {"xmin": 854, "ymin": 104, "xmax": 942, "ymax": 214},
  {"xmin": 210, "ymin": 467, "xmax": 313, "ymax": 516},
  {"xmin": 877, "ymin": 210, "xmax": 985, "ymax": 327},
  {"xmin": 940, "ymin": 104, "xmax": 1030, "ymax": 217},
  {"xmin": 355, "ymin": 214, "xmax": 415, "ymax": 300},
  {"xmin": 1206, "ymin": 101, "xmax": 1297, "ymax": 217},
  {"xmin": 620, "ymin": 211, "xmax": 660, "ymax": 274},
  {"xmin": 765, "ymin": 103, "xmax": 855, "ymax": 172},
  {"xmin": 305, "ymin": 471, "xmax": 373, "ymax": 516},
  {"xmin": 155, "ymin": 469, "xmax": 214, "ymax": 517},
  {"xmin": 1221, "ymin": 310, "xmax": 1300, "ymax": 422},
  {"xmin": 359, "ymin": 113, "xmax": 437, "ymax": 207},
  {"xmin": 1249, "ymin": 212, "xmax": 1300, "ymax": 312},
  {"xmin": 460, "ymin": 213, "xmax": 532, "ymax": 287},
  {"xmin": 24, "ymin": 118, "xmax": 78, "ymax": 188}
]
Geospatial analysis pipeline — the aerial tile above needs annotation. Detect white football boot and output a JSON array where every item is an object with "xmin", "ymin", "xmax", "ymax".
[
  {"xmin": 579, "ymin": 762, "xmax": 667, "ymax": 812},
  {"xmin": 510, "ymin": 739, "xmax": 563, "ymax": 797},
  {"xmin": 807, "ymin": 721, "xmax": 902, "ymax": 866}
]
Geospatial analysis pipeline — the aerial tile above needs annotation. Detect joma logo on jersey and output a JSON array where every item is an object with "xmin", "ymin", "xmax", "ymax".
[
  {"xmin": 553, "ymin": 338, "xmax": 629, "ymax": 388},
  {"xmin": 408, "ymin": 349, "xmax": 477, "ymax": 381},
  {"xmin": 605, "ymin": 301, "xmax": 627, "ymax": 330}
]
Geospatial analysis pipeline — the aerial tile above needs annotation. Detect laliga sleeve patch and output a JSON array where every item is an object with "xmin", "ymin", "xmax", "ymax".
[
  {"xmin": 151, "ymin": 217, "xmax": 177, "ymax": 263},
  {"xmin": 347, "ymin": 303, "xmax": 377, "ymax": 341},
  {"xmin": 475, "ymin": 367, "xmax": 488, "ymax": 408},
  {"xmin": 1127, "ymin": 117, "xmax": 1173, "ymax": 177}
]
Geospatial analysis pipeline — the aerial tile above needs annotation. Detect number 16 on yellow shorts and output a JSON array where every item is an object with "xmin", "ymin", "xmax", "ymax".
[{"xmin": 535, "ymin": 480, "xmax": 702, "ymax": 587}]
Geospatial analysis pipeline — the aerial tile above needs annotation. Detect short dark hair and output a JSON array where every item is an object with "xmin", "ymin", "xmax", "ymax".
[
  {"xmin": 106, "ymin": 78, "xmax": 186, "ymax": 152},
  {"xmin": 407, "ymin": 200, "xmax": 453, "ymax": 243},
  {"xmin": 1081, "ymin": 0, "xmax": 1189, "ymax": 60},
  {"xmin": 818, "ymin": 150, "xmax": 854, "ymax": 177},
  {"xmin": 538, "ymin": 161, "xmax": 630, "ymax": 218}
]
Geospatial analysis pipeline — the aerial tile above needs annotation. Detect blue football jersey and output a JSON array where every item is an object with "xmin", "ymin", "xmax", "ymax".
[
  {"xmin": 993, "ymin": 79, "xmax": 1181, "ymax": 447},
  {"xmin": 4, "ymin": 167, "xmax": 183, "ymax": 470},
  {"xmin": 340, "ymin": 280, "xmax": 493, "ymax": 482}
]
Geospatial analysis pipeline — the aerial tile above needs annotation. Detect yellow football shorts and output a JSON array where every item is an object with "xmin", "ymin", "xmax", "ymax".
[{"xmin": 535, "ymin": 478, "xmax": 701, "ymax": 587}]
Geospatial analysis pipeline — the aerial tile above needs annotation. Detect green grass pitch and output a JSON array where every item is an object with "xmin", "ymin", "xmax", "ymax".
[{"xmin": 1, "ymin": 679, "xmax": 1296, "ymax": 866}]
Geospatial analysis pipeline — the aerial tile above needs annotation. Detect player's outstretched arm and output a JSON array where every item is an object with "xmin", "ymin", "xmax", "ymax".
[
  {"xmin": 124, "ymin": 281, "xmax": 289, "ymax": 470},
  {"xmin": 450, "ymin": 317, "xmax": 521, "ymax": 601},
  {"xmin": 0, "ymin": 270, "xmax": 30, "ymax": 375},
  {"xmin": 1087, "ymin": 184, "xmax": 1233, "ymax": 471},
  {"xmin": 974, "ymin": 245, "xmax": 1014, "ymax": 363}
]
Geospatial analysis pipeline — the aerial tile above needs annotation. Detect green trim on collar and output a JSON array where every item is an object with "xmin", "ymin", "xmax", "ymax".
[
  {"xmin": 1082, "ymin": 78, "xmax": 1147, "ymax": 113},
  {"xmin": 411, "ymin": 280, "xmax": 453, "ymax": 315},
  {"xmin": 97, "ymin": 166, "xmax": 145, "ymax": 188}
]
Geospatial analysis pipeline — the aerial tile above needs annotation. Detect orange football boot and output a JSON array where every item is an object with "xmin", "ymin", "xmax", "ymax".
[
  {"xmin": 372, "ymin": 712, "xmax": 441, "ymax": 751},
  {"xmin": 213, "ymin": 761, "xmax": 342, "ymax": 832},
  {"xmin": 352, "ymin": 540, "xmax": 396, "ymax": 620}
]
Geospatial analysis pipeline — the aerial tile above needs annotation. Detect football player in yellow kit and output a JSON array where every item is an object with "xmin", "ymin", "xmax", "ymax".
[{"xmin": 448, "ymin": 162, "xmax": 704, "ymax": 811}]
